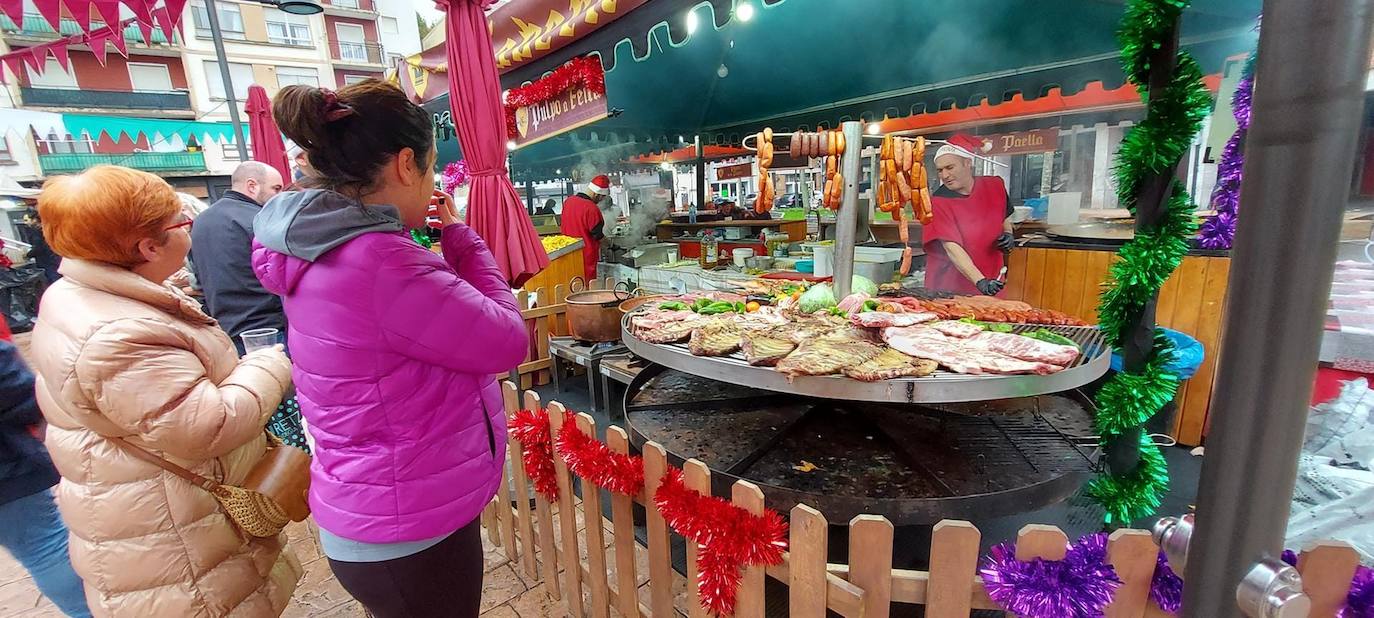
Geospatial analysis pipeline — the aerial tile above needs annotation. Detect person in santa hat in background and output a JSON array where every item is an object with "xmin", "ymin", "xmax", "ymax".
[
  {"xmin": 922, "ymin": 134, "xmax": 1015, "ymax": 296},
  {"xmin": 560, "ymin": 175, "xmax": 611, "ymax": 281}
]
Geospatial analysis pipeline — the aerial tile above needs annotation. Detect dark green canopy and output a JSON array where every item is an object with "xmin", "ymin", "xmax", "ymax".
[{"xmin": 442, "ymin": 0, "xmax": 1261, "ymax": 176}]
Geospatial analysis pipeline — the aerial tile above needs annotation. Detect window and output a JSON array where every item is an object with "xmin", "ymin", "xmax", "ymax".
[
  {"xmin": 276, "ymin": 66, "xmax": 319, "ymax": 87},
  {"xmin": 27, "ymin": 58, "xmax": 77, "ymax": 89},
  {"xmin": 265, "ymin": 8, "xmax": 312, "ymax": 46},
  {"xmin": 335, "ymin": 23, "xmax": 369, "ymax": 62},
  {"xmin": 128, "ymin": 62, "xmax": 174, "ymax": 92},
  {"xmin": 202, "ymin": 60, "xmax": 253, "ymax": 100},
  {"xmin": 191, "ymin": 1, "xmax": 245, "ymax": 40},
  {"xmin": 331, "ymin": 0, "xmax": 360, "ymax": 9},
  {"xmin": 42, "ymin": 130, "xmax": 94, "ymax": 154},
  {"xmin": 342, "ymin": 73, "xmax": 369, "ymax": 85},
  {"xmin": 380, "ymin": 16, "xmax": 398, "ymax": 34}
]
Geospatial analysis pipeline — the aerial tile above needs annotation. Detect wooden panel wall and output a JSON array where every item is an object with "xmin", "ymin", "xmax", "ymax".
[
  {"xmin": 1004, "ymin": 247, "xmax": 1231, "ymax": 446},
  {"xmin": 523, "ymin": 247, "xmax": 583, "ymax": 293}
]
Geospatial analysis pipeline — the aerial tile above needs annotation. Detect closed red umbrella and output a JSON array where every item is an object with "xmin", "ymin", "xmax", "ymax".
[
  {"xmin": 439, "ymin": 0, "xmax": 548, "ymax": 287},
  {"xmin": 244, "ymin": 84, "xmax": 290, "ymax": 182}
]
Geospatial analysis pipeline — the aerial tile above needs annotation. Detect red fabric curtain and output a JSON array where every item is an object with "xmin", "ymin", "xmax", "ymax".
[
  {"xmin": 439, "ymin": 0, "xmax": 548, "ymax": 287},
  {"xmin": 244, "ymin": 85, "xmax": 290, "ymax": 183}
]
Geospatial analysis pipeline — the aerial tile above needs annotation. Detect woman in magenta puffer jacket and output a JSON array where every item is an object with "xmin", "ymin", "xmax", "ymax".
[{"xmin": 250, "ymin": 80, "xmax": 527, "ymax": 618}]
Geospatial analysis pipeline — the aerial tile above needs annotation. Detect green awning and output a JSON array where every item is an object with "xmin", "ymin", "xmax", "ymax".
[
  {"xmin": 492, "ymin": 0, "xmax": 1258, "ymax": 176},
  {"xmin": 62, "ymin": 114, "xmax": 243, "ymax": 145}
]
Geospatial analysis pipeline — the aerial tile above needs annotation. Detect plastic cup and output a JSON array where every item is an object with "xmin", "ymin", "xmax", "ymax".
[{"xmin": 240, "ymin": 328, "xmax": 280, "ymax": 354}]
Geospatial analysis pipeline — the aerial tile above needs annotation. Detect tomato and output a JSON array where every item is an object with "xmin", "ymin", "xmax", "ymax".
[{"xmin": 746, "ymin": 301, "xmax": 761, "ymax": 313}]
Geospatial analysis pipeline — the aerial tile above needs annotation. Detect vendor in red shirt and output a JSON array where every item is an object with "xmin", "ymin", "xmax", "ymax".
[
  {"xmin": 560, "ymin": 174, "xmax": 610, "ymax": 281},
  {"xmin": 922, "ymin": 134, "xmax": 1015, "ymax": 296}
]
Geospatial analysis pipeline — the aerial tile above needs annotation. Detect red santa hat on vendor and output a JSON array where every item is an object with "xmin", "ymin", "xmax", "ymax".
[
  {"xmin": 934, "ymin": 134, "xmax": 990, "ymax": 162},
  {"xmin": 585, "ymin": 175, "xmax": 611, "ymax": 196}
]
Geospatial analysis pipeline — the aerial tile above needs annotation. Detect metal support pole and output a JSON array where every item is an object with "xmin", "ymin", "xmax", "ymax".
[
  {"xmin": 695, "ymin": 136, "xmax": 706, "ymax": 210},
  {"xmin": 1184, "ymin": 1, "xmax": 1373, "ymax": 615},
  {"xmin": 205, "ymin": 0, "xmax": 249, "ymax": 161},
  {"xmin": 833, "ymin": 121, "xmax": 863, "ymax": 298}
]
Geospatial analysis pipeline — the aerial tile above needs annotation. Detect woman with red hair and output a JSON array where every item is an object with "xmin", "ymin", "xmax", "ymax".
[{"xmin": 27, "ymin": 165, "xmax": 301, "ymax": 617}]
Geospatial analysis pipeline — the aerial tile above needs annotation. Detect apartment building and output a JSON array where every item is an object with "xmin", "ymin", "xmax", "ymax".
[{"xmin": 0, "ymin": 0, "xmax": 420, "ymax": 196}]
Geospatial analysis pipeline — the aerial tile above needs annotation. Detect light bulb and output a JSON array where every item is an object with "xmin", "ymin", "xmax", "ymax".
[
  {"xmin": 736, "ymin": 1, "xmax": 754, "ymax": 22},
  {"xmin": 686, "ymin": 11, "xmax": 699, "ymax": 34},
  {"xmin": 717, "ymin": 64, "xmax": 729, "ymax": 78},
  {"xmin": 506, "ymin": 140, "xmax": 517, "ymax": 150},
  {"xmin": 866, "ymin": 123, "xmax": 882, "ymax": 135}
]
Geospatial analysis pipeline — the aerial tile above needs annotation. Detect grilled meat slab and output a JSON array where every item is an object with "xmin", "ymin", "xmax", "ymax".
[
  {"xmin": 881, "ymin": 326, "xmax": 1063, "ymax": 375},
  {"xmin": 928, "ymin": 320, "xmax": 985, "ymax": 339},
  {"xmin": 843, "ymin": 348, "xmax": 938, "ymax": 381},
  {"xmin": 967, "ymin": 331, "xmax": 1079, "ymax": 366},
  {"xmin": 740, "ymin": 328, "xmax": 798, "ymax": 366},
  {"xmin": 636, "ymin": 313, "xmax": 712, "ymax": 344},
  {"xmin": 851, "ymin": 311, "xmax": 939, "ymax": 328},
  {"xmin": 775, "ymin": 339, "xmax": 882, "ymax": 377},
  {"xmin": 688, "ymin": 320, "xmax": 742, "ymax": 356}
]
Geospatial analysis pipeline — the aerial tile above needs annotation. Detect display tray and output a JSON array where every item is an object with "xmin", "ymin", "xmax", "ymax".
[{"xmin": 620, "ymin": 313, "xmax": 1111, "ymax": 404}]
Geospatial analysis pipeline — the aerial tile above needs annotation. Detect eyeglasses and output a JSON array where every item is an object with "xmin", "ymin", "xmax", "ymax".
[{"xmin": 165, "ymin": 217, "xmax": 193, "ymax": 232}]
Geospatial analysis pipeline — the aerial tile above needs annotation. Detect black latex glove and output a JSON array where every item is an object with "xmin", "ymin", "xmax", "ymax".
[
  {"xmin": 976, "ymin": 278, "xmax": 1005, "ymax": 296},
  {"xmin": 995, "ymin": 232, "xmax": 1015, "ymax": 252}
]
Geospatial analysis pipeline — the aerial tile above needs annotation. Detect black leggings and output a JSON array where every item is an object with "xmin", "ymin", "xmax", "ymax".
[{"xmin": 328, "ymin": 518, "xmax": 483, "ymax": 618}]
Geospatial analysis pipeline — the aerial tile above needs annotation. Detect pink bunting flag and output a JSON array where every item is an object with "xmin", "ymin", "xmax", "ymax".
[
  {"xmin": 48, "ymin": 41, "xmax": 70, "ymax": 71},
  {"xmin": 135, "ymin": 16, "xmax": 153, "ymax": 44},
  {"xmin": 67, "ymin": 0, "xmax": 93, "ymax": 32},
  {"xmin": 161, "ymin": 0, "xmax": 187, "ymax": 37},
  {"xmin": 0, "ymin": 55, "xmax": 26, "ymax": 84},
  {"xmin": 125, "ymin": 0, "xmax": 153, "ymax": 32},
  {"xmin": 21, "ymin": 46, "xmax": 48, "ymax": 73},
  {"xmin": 91, "ymin": 0, "xmax": 121, "ymax": 30},
  {"xmin": 107, "ymin": 25, "xmax": 129, "ymax": 57},
  {"xmin": 150, "ymin": 6, "xmax": 174, "ymax": 42},
  {"xmin": 87, "ymin": 27, "xmax": 112, "ymax": 65},
  {"xmin": 0, "ymin": 0, "xmax": 22, "ymax": 27},
  {"xmin": 32, "ymin": 0, "xmax": 64, "ymax": 32}
]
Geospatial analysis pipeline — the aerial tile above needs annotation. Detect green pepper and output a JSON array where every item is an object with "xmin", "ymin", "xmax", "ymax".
[
  {"xmin": 958, "ymin": 317, "xmax": 1013, "ymax": 333},
  {"xmin": 863, "ymin": 299, "xmax": 880, "ymax": 312},
  {"xmin": 827, "ymin": 307, "xmax": 847, "ymax": 317},
  {"xmin": 1026, "ymin": 329, "xmax": 1078, "ymax": 348},
  {"xmin": 698, "ymin": 301, "xmax": 738, "ymax": 315},
  {"xmin": 692, "ymin": 297, "xmax": 712, "ymax": 311},
  {"xmin": 735, "ymin": 301, "xmax": 747, "ymax": 313},
  {"xmin": 658, "ymin": 301, "xmax": 688, "ymax": 311}
]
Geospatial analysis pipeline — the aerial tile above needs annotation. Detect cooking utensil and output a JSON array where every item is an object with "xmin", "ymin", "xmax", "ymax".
[
  {"xmin": 618, "ymin": 291, "xmax": 665, "ymax": 314},
  {"xmin": 566, "ymin": 278, "xmax": 636, "ymax": 342}
]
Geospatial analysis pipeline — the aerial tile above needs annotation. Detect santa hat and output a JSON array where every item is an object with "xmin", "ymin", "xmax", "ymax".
[
  {"xmin": 585, "ymin": 174, "xmax": 611, "ymax": 196},
  {"xmin": 934, "ymin": 134, "xmax": 987, "ymax": 162}
]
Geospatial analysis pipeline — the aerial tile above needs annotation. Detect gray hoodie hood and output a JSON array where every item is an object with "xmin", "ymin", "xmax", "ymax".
[{"xmin": 254, "ymin": 189, "xmax": 405, "ymax": 262}]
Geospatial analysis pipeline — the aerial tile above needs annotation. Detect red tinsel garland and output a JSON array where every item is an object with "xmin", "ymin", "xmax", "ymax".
[
  {"xmin": 654, "ymin": 467, "xmax": 789, "ymax": 616},
  {"xmin": 554, "ymin": 421, "xmax": 645, "ymax": 496},
  {"xmin": 508, "ymin": 408, "xmax": 559, "ymax": 501},
  {"xmin": 503, "ymin": 55, "xmax": 606, "ymax": 139}
]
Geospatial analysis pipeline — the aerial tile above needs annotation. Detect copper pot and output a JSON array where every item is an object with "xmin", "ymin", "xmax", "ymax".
[
  {"xmin": 565, "ymin": 279, "xmax": 635, "ymax": 343},
  {"xmin": 618, "ymin": 292, "xmax": 663, "ymax": 315}
]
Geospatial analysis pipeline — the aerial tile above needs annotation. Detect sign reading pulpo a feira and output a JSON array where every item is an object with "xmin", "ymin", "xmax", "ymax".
[{"xmin": 512, "ymin": 83, "xmax": 609, "ymax": 148}]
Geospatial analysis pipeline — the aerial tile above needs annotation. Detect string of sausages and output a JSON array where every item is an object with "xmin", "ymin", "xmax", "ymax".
[
  {"xmin": 878, "ymin": 135, "xmax": 933, "ymax": 275},
  {"xmin": 782, "ymin": 129, "xmax": 847, "ymax": 210},
  {"xmin": 753, "ymin": 128, "xmax": 775, "ymax": 214}
]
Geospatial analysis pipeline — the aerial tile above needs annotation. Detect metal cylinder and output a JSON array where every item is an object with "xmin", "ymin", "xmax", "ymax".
[
  {"xmin": 833, "ymin": 121, "xmax": 863, "ymax": 298},
  {"xmin": 1183, "ymin": 0, "xmax": 1373, "ymax": 615}
]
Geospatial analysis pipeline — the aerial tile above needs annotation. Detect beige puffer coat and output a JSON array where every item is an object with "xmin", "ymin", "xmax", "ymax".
[{"xmin": 29, "ymin": 259, "xmax": 302, "ymax": 617}]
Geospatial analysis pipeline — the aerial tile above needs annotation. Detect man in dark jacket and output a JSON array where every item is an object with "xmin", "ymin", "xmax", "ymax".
[
  {"xmin": 192, "ymin": 161, "xmax": 286, "ymax": 353},
  {"xmin": 0, "ymin": 340, "xmax": 90, "ymax": 617}
]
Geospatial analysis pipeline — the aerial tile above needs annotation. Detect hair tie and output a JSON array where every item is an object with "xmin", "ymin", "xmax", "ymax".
[{"xmin": 319, "ymin": 88, "xmax": 356, "ymax": 122}]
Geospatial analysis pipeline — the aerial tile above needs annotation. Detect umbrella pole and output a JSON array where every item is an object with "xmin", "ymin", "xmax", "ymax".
[{"xmin": 205, "ymin": 0, "xmax": 249, "ymax": 161}]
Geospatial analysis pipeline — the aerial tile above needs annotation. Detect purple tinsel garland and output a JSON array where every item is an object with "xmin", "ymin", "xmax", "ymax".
[
  {"xmin": 1198, "ymin": 65, "xmax": 1254, "ymax": 249},
  {"xmin": 441, "ymin": 160, "xmax": 469, "ymax": 195},
  {"xmin": 980, "ymin": 533, "xmax": 1122, "ymax": 618},
  {"xmin": 1151, "ymin": 549, "xmax": 1372, "ymax": 616}
]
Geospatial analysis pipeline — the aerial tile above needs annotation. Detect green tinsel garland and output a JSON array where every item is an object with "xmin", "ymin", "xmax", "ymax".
[
  {"xmin": 411, "ymin": 229, "xmax": 434, "ymax": 249},
  {"xmin": 1090, "ymin": 0, "xmax": 1211, "ymax": 524}
]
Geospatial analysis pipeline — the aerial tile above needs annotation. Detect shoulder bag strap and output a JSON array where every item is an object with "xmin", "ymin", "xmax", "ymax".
[{"xmin": 107, "ymin": 436, "xmax": 220, "ymax": 492}]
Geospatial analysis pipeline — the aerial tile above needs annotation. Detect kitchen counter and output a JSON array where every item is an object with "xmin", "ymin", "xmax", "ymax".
[{"xmin": 1017, "ymin": 234, "xmax": 1231, "ymax": 257}]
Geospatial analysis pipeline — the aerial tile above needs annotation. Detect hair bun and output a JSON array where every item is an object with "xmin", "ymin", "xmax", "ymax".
[{"xmin": 273, "ymin": 85, "xmax": 331, "ymax": 150}]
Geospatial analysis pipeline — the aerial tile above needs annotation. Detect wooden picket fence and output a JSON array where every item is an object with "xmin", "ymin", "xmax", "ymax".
[
  {"xmin": 481, "ymin": 390, "xmax": 1367, "ymax": 617},
  {"xmin": 508, "ymin": 277, "xmax": 619, "ymax": 389}
]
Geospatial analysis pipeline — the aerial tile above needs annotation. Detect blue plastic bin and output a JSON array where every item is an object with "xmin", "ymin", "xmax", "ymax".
[{"xmin": 1109, "ymin": 327, "xmax": 1204, "ymax": 379}]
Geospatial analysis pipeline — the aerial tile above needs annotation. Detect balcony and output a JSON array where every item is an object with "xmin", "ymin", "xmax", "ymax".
[
  {"xmin": 322, "ymin": 0, "xmax": 377, "ymax": 15},
  {"xmin": 38, "ymin": 152, "xmax": 206, "ymax": 175},
  {"xmin": 332, "ymin": 41, "xmax": 384, "ymax": 67},
  {"xmin": 0, "ymin": 14, "xmax": 174, "ymax": 44},
  {"xmin": 21, "ymin": 87, "xmax": 192, "ymax": 112}
]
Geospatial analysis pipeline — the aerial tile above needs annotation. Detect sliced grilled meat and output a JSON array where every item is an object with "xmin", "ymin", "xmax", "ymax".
[
  {"xmin": 775, "ymin": 339, "xmax": 882, "ymax": 378},
  {"xmin": 740, "ymin": 328, "xmax": 798, "ymax": 366},
  {"xmin": 688, "ymin": 320, "xmax": 742, "ymax": 356},
  {"xmin": 843, "ymin": 348, "xmax": 939, "ymax": 382}
]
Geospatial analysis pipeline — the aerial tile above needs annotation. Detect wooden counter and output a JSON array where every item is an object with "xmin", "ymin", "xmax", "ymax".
[
  {"xmin": 523, "ymin": 245, "xmax": 584, "ymax": 292},
  {"xmin": 1004, "ymin": 244, "xmax": 1231, "ymax": 446}
]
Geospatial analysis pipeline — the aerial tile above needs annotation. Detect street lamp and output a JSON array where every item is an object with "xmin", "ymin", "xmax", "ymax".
[{"xmin": 204, "ymin": 0, "xmax": 322, "ymax": 161}]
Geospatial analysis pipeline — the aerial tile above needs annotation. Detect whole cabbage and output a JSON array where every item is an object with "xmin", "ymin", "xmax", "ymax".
[
  {"xmin": 850, "ymin": 275, "xmax": 878, "ymax": 297},
  {"xmin": 798, "ymin": 283, "xmax": 837, "ymax": 313}
]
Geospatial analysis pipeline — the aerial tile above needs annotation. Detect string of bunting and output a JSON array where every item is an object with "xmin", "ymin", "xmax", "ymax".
[
  {"xmin": 503, "ymin": 55, "xmax": 605, "ymax": 139},
  {"xmin": 1088, "ymin": 0, "xmax": 1212, "ymax": 525},
  {"xmin": 508, "ymin": 406, "xmax": 788, "ymax": 616},
  {"xmin": 0, "ymin": 0, "xmax": 186, "ymax": 84}
]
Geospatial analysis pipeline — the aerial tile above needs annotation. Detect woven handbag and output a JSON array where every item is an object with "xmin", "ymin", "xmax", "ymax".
[{"xmin": 111, "ymin": 433, "xmax": 310, "ymax": 538}]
